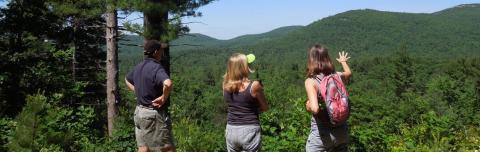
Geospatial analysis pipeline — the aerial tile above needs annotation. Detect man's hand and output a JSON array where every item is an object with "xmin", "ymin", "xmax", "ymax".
[
  {"xmin": 151, "ymin": 79, "xmax": 172, "ymax": 109},
  {"xmin": 152, "ymin": 79, "xmax": 172, "ymax": 109},
  {"xmin": 152, "ymin": 95, "xmax": 166, "ymax": 108}
]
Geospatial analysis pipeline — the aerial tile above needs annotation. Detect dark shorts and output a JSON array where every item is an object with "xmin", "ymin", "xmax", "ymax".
[
  {"xmin": 306, "ymin": 124, "xmax": 349, "ymax": 152},
  {"xmin": 134, "ymin": 105, "xmax": 174, "ymax": 151}
]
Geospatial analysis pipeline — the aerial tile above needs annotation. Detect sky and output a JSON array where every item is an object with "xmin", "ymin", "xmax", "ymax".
[{"xmin": 1, "ymin": 0, "xmax": 480, "ymax": 40}]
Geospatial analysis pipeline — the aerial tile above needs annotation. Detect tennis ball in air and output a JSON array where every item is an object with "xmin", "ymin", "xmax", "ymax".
[{"xmin": 247, "ymin": 54, "xmax": 255, "ymax": 63}]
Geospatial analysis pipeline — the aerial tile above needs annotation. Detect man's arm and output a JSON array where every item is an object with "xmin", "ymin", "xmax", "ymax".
[
  {"xmin": 152, "ymin": 79, "xmax": 173, "ymax": 108},
  {"xmin": 125, "ymin": 77, "xmax": 135, "ymax": 91},
  {"xmin": 162, "ymin": 79, "xmax": 172, "ymax": 100}
]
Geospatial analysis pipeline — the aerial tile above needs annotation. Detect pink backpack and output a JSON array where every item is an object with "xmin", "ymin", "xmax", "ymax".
[{"xmin": 314, "ymin": 74, "xmax": 350, "ymax": 126}]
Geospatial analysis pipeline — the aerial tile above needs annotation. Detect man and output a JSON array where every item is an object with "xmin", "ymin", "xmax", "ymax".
[{"xmin": 125, "ymin": 40, "xmax": 175, "ymax": 152}]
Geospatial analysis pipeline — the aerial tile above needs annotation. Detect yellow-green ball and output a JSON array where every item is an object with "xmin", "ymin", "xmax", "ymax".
[{"xmin": 247, "ymin": 54, "xmax": 255, "ymax": 63}]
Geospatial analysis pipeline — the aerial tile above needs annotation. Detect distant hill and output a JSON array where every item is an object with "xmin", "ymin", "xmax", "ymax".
[
  {"xmin": 119, "ymin": 25, "xmax": 304, "ymax": 52},
  {"xmin": 170, "ymin": 25, "xmax": 304, "ymax": 50},
  {"xmin": 170, "ymin": 33, "xmax": 219, "ymax": 48},
  {"xmin": 120, "ymin": 4, "xmax": 480, "ymax": 58},
  {"xmin": 243, "ymin": 3, "xmax": 480, "ymax": 58},
  {"xmin": 434, "ymin": 3, "xmax": 480, "ymax": 17},
  {"xmin": 223, "ymin": 26, "xmax": 304, "ymax": 47},
  {"xmin": 118, "ymin": 34, "xmax": 143, "ymax": 56}
]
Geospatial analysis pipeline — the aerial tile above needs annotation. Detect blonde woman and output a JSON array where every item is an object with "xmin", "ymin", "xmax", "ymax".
[{"xmin": 223, "ymin": 53, "xmax": 269, "ymax": 152}]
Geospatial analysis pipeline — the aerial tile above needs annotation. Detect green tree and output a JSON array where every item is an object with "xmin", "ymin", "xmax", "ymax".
[
  {"xmin": 6, "ymin": 94, "xmax": 98, "ymax": 151},
  {"xmin": 0, "ymin": 0, "xmax": 70, "ymax": 116},
  {"xmin": 392, "ymin": 50, "xmax": 415, "ymax": 97}
]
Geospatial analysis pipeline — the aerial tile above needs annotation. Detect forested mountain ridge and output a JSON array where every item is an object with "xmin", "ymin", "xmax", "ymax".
[
  {"xmin": 434, "ymin": 3, "xmax": 480, "ymax": 16},
  {"xmin": 118, "ymin": 25, "xmax": 304, "ymax": 53},
  {"xmin": 222, "ymin": 25, "xmax": 304, "ymax": 47},
  {"xmin": 124, "ymin": 4, "xmax": 480, "ymax": 58},
  {"xmin": 242, "ymin": 4, "xmax": 480, "ymax": 58},
  {"xmin": 170, "ymin": 25, "xmax": 305, "ymax": 50}
]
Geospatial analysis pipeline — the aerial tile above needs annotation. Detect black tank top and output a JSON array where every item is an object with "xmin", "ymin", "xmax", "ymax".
[{"xmin": 224, "ymin": 81, "xmax": 260, "ymax": 125}]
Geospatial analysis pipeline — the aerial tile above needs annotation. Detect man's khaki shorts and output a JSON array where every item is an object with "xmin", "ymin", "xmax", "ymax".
[{"xmin": 134, "ymin": 105, "xmax": 174, "ymax": 151}]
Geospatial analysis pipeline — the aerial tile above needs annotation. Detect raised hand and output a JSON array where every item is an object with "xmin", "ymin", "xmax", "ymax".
[{"xmin": 336, "ymin": 51, "xmax": 351, "ymax": 63}]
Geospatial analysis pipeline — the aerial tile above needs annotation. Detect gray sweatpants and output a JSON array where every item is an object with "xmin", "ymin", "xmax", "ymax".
[
  {"xmin": 306, "ymin": 124, "xmax": 349, "ymax": 152},
  {"xmin": 225, "ymin": 124, "xmax": 262, "ymax": 152}
]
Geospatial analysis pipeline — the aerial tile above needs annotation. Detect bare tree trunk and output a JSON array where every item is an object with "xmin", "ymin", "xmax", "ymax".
[
  {"xmin": 72, "ymin": 19, "xmax": 78, "ymax": 82},
  {"xmin": 144, "ymin": 0, "xmax": 170, "ymax": 75},
  {"xmin": 105, "ymin": 4, "xmax": 119, "ymax": 137}
]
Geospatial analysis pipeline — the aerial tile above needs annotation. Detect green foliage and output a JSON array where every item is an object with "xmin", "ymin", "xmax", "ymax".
[
  {"xmin": 0, "ymin": 0, "xmax": 107, "ymax": 116},
  {"xmin": 6, "ymin": 94, "xmax": 48, "ymax": 151},
  {"xmin": 5, "ymin": 94, "xmax": 101, "ymax": 151},
  {"xmin": 261, "ymin": 98, "xmax": 310, "ymax": 151},
  {"xmin": 0, "ymin": 1, "xmax": 107, "ymax": 150},
  {"xmin": 174, "ymin": 118, "xmax": 226, "ymax": 152},
  {"xmin": 392, "ymin": 50, "xmax": 415, "ymax": 96},
  {"xmin": 102, "ymin": 108, "xmax": 136, "ymax": 152},
  {"xmin": 0, "ymin": 118, "xmax": 15, "ymax": 151}
]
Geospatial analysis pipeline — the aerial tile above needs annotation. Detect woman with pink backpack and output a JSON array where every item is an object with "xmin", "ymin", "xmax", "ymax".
[{"xmin": 304, "ymin": 44, "xmax": 352, "ymax": 151}]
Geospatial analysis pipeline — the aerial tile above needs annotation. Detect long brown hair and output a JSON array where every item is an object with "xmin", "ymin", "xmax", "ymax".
[
  {"xmin": 306, "ymin": 44, "xmax": 335, "ymax": 78},
  {"xmin": 223, "ymin": 53, "xmax": 250, "ymax": 93}
]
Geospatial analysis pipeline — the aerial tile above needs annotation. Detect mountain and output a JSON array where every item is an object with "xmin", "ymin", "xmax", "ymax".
[
  {"xmin": 171, "ymin": 33, "xmax": 219, "ymax": 47},
  {"xmin": 118, "ymin": 34, "xmax": 143, "ymax": 56},
  {"xmin": 434, "ymin": 3, "xmax": 480, "ymax": 17},
  {"xmin": 170, "ymin": 25, "xmax": 304, "ymax": 50},
  {"xmin": 120, "ymin": 4, "xmax": 480, "ymax": 58},
  {"xmin": 242, "ymin": 3, "xmax": 480, "ymax": 58},
  {"xmin": 223, "ymin": 26, "xmax": 304, "ymax": 47},
  {"xmin": 119, "ymin": 25, "xmax": 304, "ymax": 52}
]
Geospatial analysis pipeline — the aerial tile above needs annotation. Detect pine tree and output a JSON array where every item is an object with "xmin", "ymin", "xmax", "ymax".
[
  {"xmin": 6, "ymin": 95, "xmax": 48, "ymax": 151},
  {"xmin": 105, "ymin": 0, "xmax": 120, "ymax": 137},
  {"xmin": 0, "ymin": 0, "xmax": 70, "ymax": 116},
  {"xmin": 0, "ymin": 0, "xmax": 109, "ymax": 144},
  {"xmin": 47, "ymin": 0, "xmax": 107, "ymax": 104},
  {"xmin": 392, "ymin": 50, "xmax": 415, "ymax": 97}
]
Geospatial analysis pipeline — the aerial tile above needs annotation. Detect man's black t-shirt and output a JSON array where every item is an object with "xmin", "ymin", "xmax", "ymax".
[{"xmin": 127, "ymin": 58, "xmax": 169, "ymax": 107}]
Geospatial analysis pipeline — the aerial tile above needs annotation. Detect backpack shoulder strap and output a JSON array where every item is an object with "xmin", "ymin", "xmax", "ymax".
[
  {"xmin": 331, "ymin": 73, "xmax": 348, "ymax": 96},
  {"xmin": 313, "ymin": 76, "xmax": 322, "ymax": 98}
]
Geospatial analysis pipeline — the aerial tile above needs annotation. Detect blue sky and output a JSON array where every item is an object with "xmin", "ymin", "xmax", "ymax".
[{"xmin": 2, "ymin": 0, "xmax": 479, "ymax": 40}]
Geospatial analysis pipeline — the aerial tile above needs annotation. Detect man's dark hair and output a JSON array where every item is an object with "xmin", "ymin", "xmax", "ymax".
[{"xmin": 144, "ymin": 40, "xmax": 168, "ymax": 57}]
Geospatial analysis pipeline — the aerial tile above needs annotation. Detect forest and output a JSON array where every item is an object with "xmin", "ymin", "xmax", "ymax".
[{"xmin": 0, "ymin": 0, "xmax": 479, "ymax": 151}]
